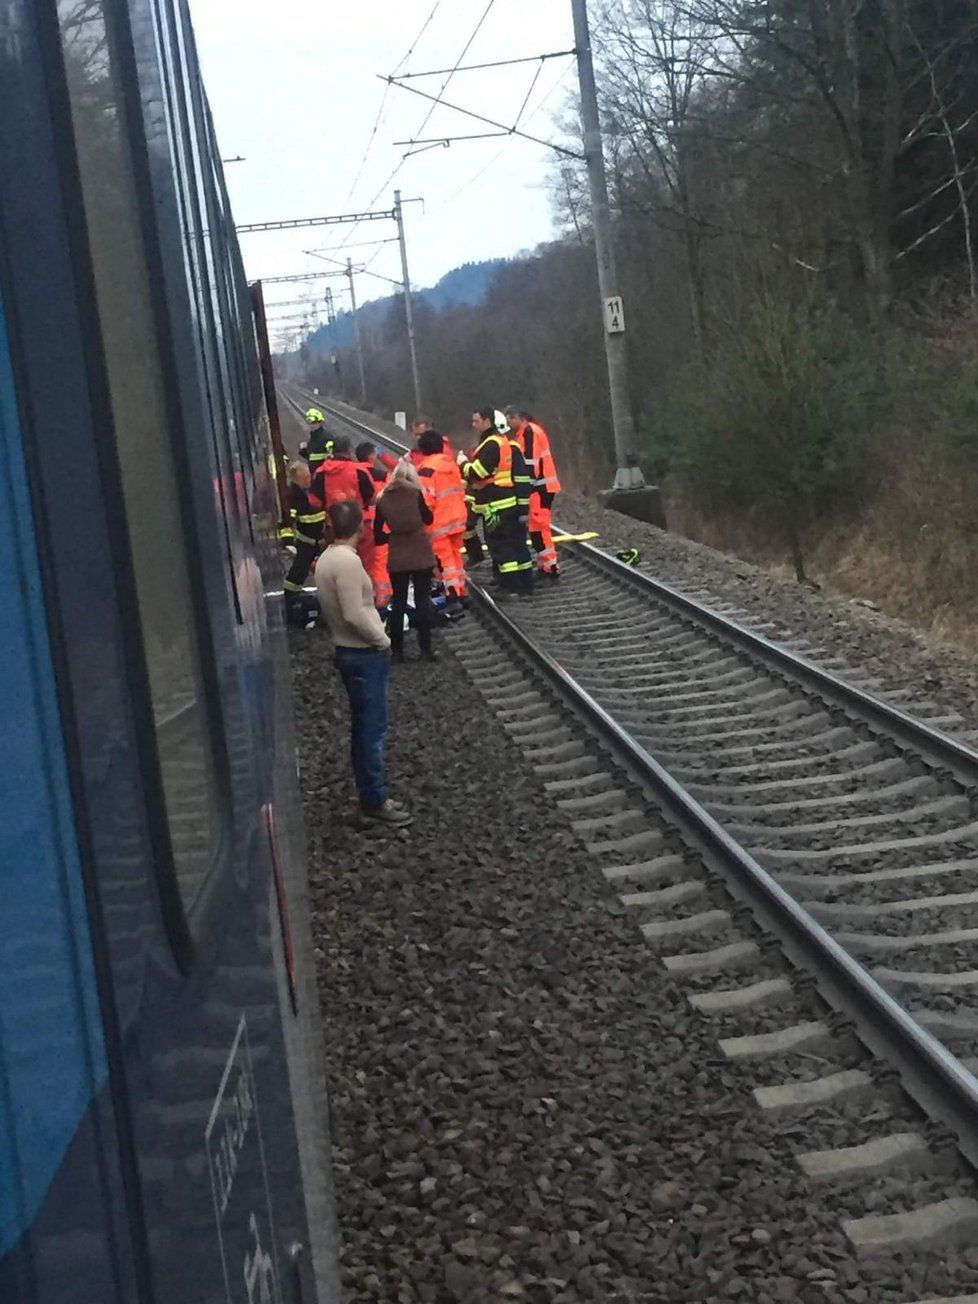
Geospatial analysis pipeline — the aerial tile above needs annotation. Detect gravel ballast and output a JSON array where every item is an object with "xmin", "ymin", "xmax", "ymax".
[{"xmin": 291, "ymin": 622, "xmax": 978, "ymax": 1303}]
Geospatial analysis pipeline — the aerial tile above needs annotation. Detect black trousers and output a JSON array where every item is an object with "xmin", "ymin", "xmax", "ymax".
[
  {"xmin": 285, "ymin": 539, "xmax": 317, "ymax": 594},
  {"xmin": 463, "ymin": 504, "xmax": 485, "ymax": 566},
  {"xmin": 389, "ymin": 569, "xmax": 433, "ymax": 654},
  {"xmin": 485, "ymin": 511, "xmax": 533, "ymax": 593}
]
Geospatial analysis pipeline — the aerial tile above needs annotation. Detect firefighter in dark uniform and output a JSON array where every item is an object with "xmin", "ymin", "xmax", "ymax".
[
  {"xmin": 283, "ymin": 459, "xmax": 325, "ymax": 625},
  {"xmin": 299, "ymin": 407, "xmax": 334, "ymax": 467},
  {"xmin": 463, "ymin": 408, "xmax": 534, "ymax": 596}
]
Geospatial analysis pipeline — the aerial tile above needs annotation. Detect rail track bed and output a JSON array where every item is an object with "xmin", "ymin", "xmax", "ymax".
[
  {"xmin": 283, "ymin": 391, "xmax": 978, "ymax": 1298},
  {"xmin": 295, "ymin": 625, "xmax": 978, "ymax": 1303},
  {"xmin": 488, "ymin": 550, "xmax": 978, "ymax": 1055}
]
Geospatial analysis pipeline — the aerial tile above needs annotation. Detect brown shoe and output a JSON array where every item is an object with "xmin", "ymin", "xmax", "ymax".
[{"xmin": 360, "ymin": 798, "xmax": 413, "ymax": 828}]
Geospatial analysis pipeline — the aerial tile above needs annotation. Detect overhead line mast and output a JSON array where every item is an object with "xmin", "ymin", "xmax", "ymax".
[
  {"xmin": 571, "ymin": 0, "xmax": 640, "ymax": 486},
  {"xmin": 243, "ymin": 201, "xmax": 424, "ymax": 408},
  {"xmin": 379, "ymin": 3, "xmax": 644, "ymax": 487}
]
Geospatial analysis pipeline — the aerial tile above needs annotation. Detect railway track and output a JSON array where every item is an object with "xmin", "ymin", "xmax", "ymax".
[{"xmin": 281, "ymin": 388, "xmax": 978, "ymax": 1266}]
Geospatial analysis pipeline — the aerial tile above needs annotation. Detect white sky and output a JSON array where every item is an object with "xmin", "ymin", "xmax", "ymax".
[{"xmin": 189, "ymin": 0, "xmax": 576, "ymax": 344}]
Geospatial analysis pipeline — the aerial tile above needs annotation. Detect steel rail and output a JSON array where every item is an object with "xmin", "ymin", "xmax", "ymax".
[
  {"xmin": 467, "ymin": 582, "xmax": 978, "ymax": 1166},
  {"xmin": 279, "ymin": 391, "xmax": 978, "ymax": 1161},
  {"xmin": 564, "ymin": 539, "xmax": 978, "ymax": 787}
]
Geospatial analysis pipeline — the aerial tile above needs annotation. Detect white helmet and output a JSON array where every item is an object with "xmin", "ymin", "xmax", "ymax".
[{"xmin": 493, "ymin": 408, "xmax": 510, "ymax": 434}]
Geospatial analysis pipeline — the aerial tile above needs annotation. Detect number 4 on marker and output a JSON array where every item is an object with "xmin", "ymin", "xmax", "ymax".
[{"xmin": 604, "ymin": 296, "xmax": 625, "ymax": 334}]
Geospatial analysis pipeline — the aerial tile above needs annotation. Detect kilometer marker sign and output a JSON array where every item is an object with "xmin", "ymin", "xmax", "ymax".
[{"xmin": 604, "ymin": 296, "xmax": 625, "ymax": 333}]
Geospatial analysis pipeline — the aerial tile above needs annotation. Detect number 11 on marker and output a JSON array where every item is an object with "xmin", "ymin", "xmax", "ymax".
[{"xmin": 604, "ymin": 296, "xmax": 625, "ymax": 334}]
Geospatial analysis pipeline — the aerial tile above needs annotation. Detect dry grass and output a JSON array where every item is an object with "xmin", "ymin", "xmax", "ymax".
[{"xmin": 665, "ymin": 440, "xmax": 978, "ymax": 651}]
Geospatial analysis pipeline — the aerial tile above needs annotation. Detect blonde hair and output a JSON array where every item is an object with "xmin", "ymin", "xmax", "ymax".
[{"xmin": 380, "ymin": 455, "xmax": 422, "ymax": 494}]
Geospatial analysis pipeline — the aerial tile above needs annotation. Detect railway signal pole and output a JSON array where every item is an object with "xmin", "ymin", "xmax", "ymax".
[
  {"xmin": 394, "ymin": 189, "xmax": 423, "ymax": 415},
  {"xmin": 346, "ymin": 258, "xmax": 368, "ymax": 406},
  {"xmin": 571, "ymin": 0, "xmax": 642, "ymax": 486}
]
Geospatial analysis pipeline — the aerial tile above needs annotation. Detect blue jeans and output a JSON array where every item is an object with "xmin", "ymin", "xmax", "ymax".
[{"xmin": 334, "ymin": 647, "xmax": 390, "ymax": 806}]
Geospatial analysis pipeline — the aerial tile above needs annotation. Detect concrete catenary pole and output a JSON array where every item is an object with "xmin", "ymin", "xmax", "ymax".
[
  {"xmin": 572, "ymin": 0, "xmax": 642, "ymax": 487},
  {"xmin": 394, "ymin": 188, "xmax": 423, "ymax": 415},
  {"xmin": 346, "ymin": 258, "xmax": 368, "ymax": 405}
]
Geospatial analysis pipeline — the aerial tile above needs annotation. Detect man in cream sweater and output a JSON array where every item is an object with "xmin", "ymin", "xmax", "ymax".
[{"xmin": 316, "ymin": 500, "xmax": 412, "ymax": 828}]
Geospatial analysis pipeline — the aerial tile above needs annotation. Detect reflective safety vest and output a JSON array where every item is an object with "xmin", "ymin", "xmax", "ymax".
[
  {"xmin": 288, "ymin": 482, "xmax": 325, "ymax": 545},
  {"xmin": 516, "ymin": 420, "xmax": 561, "ymax": 495},
  {"xmin": 464, "ymin": 434, "xmax": 531, "ymax": 516},
  {"xmin": 416, "ymin": 452, "xmax": 467, "ymax": 537},
  {"xmin": 305, "ymin": 427, "xmax": 334, "ymax": 464}
]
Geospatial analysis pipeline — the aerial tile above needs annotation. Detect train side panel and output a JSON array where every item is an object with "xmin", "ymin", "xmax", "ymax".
[{"xmin": 0, "ymin": 0, "xmax": 338, "ymax": 1300}]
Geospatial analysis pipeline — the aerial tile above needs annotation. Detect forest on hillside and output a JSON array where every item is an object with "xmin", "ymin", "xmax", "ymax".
[{"xmin": 297, "ymin": 0, "xmax": 978, "ymax": 635}]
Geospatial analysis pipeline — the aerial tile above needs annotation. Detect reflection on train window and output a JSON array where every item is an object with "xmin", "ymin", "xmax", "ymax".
[{"xmin": 58, "ymin": 0, "xmax": 220, "ymax": 914}]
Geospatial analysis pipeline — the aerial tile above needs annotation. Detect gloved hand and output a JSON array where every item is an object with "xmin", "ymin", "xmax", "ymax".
[{"xmin": 456, "ymin": 449, "xmax": 469, "ymax": 468}]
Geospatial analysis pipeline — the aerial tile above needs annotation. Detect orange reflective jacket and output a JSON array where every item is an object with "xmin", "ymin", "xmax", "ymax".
[
  {"xmin": 516, "ymin": 420, "xmax": 561, "ymax": 494},
  {"xmin": 416, "ymin": 452, "xmax": 467, "ymax": 536}
]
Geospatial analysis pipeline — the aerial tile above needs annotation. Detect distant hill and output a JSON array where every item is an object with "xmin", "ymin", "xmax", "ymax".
[{"xmin": 304, "ymin": 258, "xmax": 508, "ymax": 355}]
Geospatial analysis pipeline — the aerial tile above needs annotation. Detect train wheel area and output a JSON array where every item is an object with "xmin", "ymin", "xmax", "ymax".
[{"xmin": 289, "ymin": 621, "xmax": 978, "ymax": 1304}]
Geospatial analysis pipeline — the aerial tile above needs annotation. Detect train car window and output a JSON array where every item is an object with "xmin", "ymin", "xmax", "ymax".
[
  {"xmin": 57, "ymin": 0, "xmax": 220, "ymax": 913},
  {"xmin": 148, "ymin": 0, "xmax": 244, "ymax": 618}
]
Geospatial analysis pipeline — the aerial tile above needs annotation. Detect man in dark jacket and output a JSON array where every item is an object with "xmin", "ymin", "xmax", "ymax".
[{"xmin": 284, "ymin": 460, "xmax": 324, "ymax": 627}]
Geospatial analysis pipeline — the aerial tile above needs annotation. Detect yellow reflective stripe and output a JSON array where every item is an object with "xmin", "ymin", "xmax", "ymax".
[
  {"xmin": 469, "ymin": 458, "xmax": 489, "ymax": 479},
  {"xmin": 284, "ymin": 579, "xmax": 304, "ymax": 591},
  {"xmin": 294, "ymin": 530, "xmax": 317, "ymax": 545},
  {"xmin": 297, "ymin": 510, "xmax": 325, "ymax": 523}
]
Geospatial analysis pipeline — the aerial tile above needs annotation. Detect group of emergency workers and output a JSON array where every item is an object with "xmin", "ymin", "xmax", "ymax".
[{"xmin": 283, "ymin": 402, "xmax": 562, "ymax": 627}]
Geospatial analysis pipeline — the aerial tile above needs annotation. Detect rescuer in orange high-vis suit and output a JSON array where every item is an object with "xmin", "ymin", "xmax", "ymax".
[
  {"xmin": 355, "ymin": 440, "xmax": 393, "ymax": 611},
  {"xmin": 416, "ymin": 429, "xmax": 468, "ymax": 608},
  {"xmin": 309, "ymin": 433, "xmax": 382, "ymax": 595},
  {"xmin": 505, "ymin": 405, "xmax": 562, "ymax": 579},
  {"xmin": 408, "ymin": 417, "xmax": 452, "ymax": 468}
]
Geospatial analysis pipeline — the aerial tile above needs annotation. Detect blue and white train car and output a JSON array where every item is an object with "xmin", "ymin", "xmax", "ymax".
[{"xmin": 0, "ymin": 1, "xmax": 338, "ymax": 1300}]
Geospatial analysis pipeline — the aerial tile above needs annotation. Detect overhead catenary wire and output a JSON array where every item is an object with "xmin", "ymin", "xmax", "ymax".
[
  {"xmin": 402, "ymin": 0, "xmax": 498, "ymax": 148},
  {"xmin": 305, "ymin": 237, "xmax": 400, "ymax": 254},
  {"xmin": 345, "ymin": 0, "xmax": 445, "ymax": 201},
  {"xmin": 511, "ymin": 57, "xmax": 546, "ymax": 133},
  {"xmin": 303, "ymin": 247, "xmax": 403, "ymax": 288},
  {"xmin": 442, "ymin": 59, "xmax": 575, "ymax": 205},
  {"xmin": 338, "ymin": 0, "xmax": 499, "ymax": 252},
  {"xmin": 392, "ymin": 48, "xmax": 577, "ymax": 79}
]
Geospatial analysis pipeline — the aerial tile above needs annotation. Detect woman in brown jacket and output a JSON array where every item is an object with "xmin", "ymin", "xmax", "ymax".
[{"xmin": 374, "ymin": 458, "xmax": 437, "ymax": 661}]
